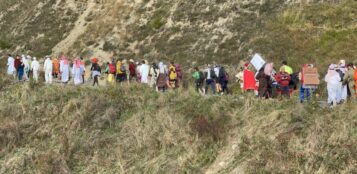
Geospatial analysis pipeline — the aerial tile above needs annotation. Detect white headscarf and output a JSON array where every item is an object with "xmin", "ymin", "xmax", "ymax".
[
  {"xmin": 324, "ymin": 64, "xmax": 340, "ymax": 84},
  {"xmin": 159, "ymin": 62, "xmax": 165, "ymax": 74}
]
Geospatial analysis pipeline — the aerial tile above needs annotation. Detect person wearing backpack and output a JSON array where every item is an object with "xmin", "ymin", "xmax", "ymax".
[
  {"xmin": 116, "ymin": 59, "xmax": 126, "ymax": 83},
  {"xmin": 343, "ymin": 63, "xmax": 356, "ymax": 100},
  {"xmin": 219, "ymin": 66, "xmax": 229, "ymax": 94},
  {"xmin": 204, "ymin": 64, "xmax": 216, "ymax": 95},
  {"xmin": 91, "ymin": 61, "xmax": 101, "ymax": 86},
  {"xmin": 168, "ymin": 62, "xmax": 177, "ymax": 88},
  {"xmin": 192, "ymin": 67, "xmax": 204, "ymax": 94}
]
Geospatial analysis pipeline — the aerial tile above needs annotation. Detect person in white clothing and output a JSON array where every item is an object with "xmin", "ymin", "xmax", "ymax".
[
  {"xmin": 139, "ymin": 60, "xmax": 150, "ymax": 84},
  {"xmin": 60, "ymin": 56, "xmax": 70, "ymax": 83},
  {"xmin": 43, "ymin": 56, "xmax": 53, "ymax": 84},
  {"xmin": 7, "ymin": 54, "xmax": 16, "ymax": 79},
  {"xmin": 31, "ymin": 57, "xmax": 40, "ymax": 82},
  {"xmin": 72, "ymin": 57, "xmax": 84, "ymax": 85},
  {"xmin": 324, "ymin": 64, "xmax": 342, "ymax": 107},
  {"xmin": 337, "ymin": 60, "xmax": 348, "ymax": 103}
]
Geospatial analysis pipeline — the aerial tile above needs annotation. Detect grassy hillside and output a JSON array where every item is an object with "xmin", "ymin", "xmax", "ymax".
[
  {"xmin": 1, "ymin": 0, "xmax": 357, "ymax": 173},
  {"xmin": 1, "ymin": 0, "xmax": 356, "ymax": 71},
  {"xmin": 72, "ymin": 0, "xmax": 356, "ymax": 72},
  {"xmin": 0, "ymin": 0, "xmax": 83, "ymax": 56},
  {"xmin": 0, "ymin": 75, "xmax": 355, "ymax": 173}
]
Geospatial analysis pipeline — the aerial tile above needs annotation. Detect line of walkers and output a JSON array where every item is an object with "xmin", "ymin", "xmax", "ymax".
[
  {"xmin": 5, "ymin": 54, "xmax": 184, "ymax": 91},
  {"xmin": 5, "ymin": 54, "xmax": 357, "ymax": 107},
  {"xmin": 231, "ymin": 59, "xmax": 357, "ymax": 107},
  {"xmin": 6, "ymin": 54, "xmax": 86, "ymax": 85},
  {"xmin": 104, "ymin": 58, "xmax": 183, "ymax": 91}
]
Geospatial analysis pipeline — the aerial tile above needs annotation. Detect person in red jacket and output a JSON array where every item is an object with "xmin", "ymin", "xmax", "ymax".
[
  {"xmin": 14, "ymin": 55, "xmax": 21, "ymax": 74},
  {"xmin": 243, "ymin": 63, "xmax": 256, "ymax": 93},
  {"xmin": 275, "ymin": 67, "xmax": 291, "ymax": 98},
  {"xmin": 129, "ymin": 59, "xmax": 136, "ymax": 82}
]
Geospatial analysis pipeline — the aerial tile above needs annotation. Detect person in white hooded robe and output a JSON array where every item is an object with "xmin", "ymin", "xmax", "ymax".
[
  {"xmin": 139, "ymin": 60, "xmax": 150, "ymax": 84},
  {"xmin": 72, "ymin": 57, "xmax": 84, "ymax": 85},
  {"xmin": 7, "ymin": 54, "xmax": 16, "ymax": 79},
  {"xmin": 324, "ymin": 64, "xmax": 342, "ymax": 107},
  {"xmin": 60, "ymin": 56, "xmax": 70, "ymax": 83},
  {"xmin": 31, "ymin": 57, "xmax": 40, "ymax": 82},
  {"xmin": 44, "ymin": 56, "xmax": 53, "ymax": 84}
]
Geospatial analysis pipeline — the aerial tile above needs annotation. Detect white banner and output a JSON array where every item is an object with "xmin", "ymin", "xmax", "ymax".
[{"xmin": 250, "ymin": 54, "xmax": 265, "ymax": 71}]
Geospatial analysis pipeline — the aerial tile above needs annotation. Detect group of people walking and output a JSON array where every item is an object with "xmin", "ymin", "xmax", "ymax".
[
  {"xmin": 104, "ymin": 58, "xmax": 183, "ymax": 92},
  {"xmin": 234, "ymin": 59, "xmax": 357, "ymax": 107},
  {"xmin": 5, "ymin": 54, "xmax": 357, "ymax": 107},
  {"xmin": 6, "ymin": 54, "xmax": 83, "ymax": 85}
]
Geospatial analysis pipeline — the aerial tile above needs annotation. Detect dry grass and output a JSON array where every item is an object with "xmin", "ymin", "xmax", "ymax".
[
  {"xmin": 0, "ymin": 73, "xmax": 355, "ymax": 173},
  {"xmin": 0, "ymin": 0, "xmax": 357, "ymax": 173}
]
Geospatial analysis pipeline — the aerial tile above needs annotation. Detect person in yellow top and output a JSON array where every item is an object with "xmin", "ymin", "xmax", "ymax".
[
  {"xmin": 280, "ymin": 60, "xmax": 293, "ymax": 75},
  {"xmin": 116, "ymin": 59, "xmax": 126, "ymax": 82},
  {"xmin": 168, "ymin": 62, "xmax": 177, "ymax": 88}
]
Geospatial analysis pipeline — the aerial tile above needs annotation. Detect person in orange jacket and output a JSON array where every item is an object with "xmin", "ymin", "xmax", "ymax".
[{"xmin": 52, "ymin": 57, "xmax": 60, "ymax": 79}]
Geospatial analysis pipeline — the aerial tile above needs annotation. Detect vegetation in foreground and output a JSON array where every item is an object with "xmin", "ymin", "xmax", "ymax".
[{"xmin": 0, "ymin": 74, "xmax": 355, "ymax": 173}]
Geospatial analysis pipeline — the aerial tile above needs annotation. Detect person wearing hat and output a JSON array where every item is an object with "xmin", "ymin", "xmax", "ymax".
[
  {"xmin": 31, "ymin": 57, "xmax": 40, "ymax": 82},
  {"xmin": 324, "ymin": 64, "xmax": 342, "ymax": 107},
  {"xmin": 91, "ymin": 59, "xmax": 101, "ymax": 86}
]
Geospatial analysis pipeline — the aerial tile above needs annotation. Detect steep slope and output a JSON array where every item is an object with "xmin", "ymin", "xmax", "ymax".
[
  {"xmin": 0, "ymin": 1, "xmax": 357, "ymax": 173},
  {"xmin": 0, "ymin": 80, "xmax": 355, "ymax": 173},
  {"xmin": 1, "ymin": 0, "xmax": 356, "ymax": 71},
  {"xmin": 0, "ymin": 0, "xmax": 87, "ymax": 56}
]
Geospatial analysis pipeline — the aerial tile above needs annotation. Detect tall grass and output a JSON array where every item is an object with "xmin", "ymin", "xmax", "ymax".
[{"xmin": 0, "ymin": 79, "xmax": 355, "ymax": 173}]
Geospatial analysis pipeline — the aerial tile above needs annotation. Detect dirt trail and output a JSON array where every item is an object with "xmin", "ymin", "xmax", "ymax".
[{"xmin": 52, "ymin": 0, "xmax": 97, "ymax": 55}]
